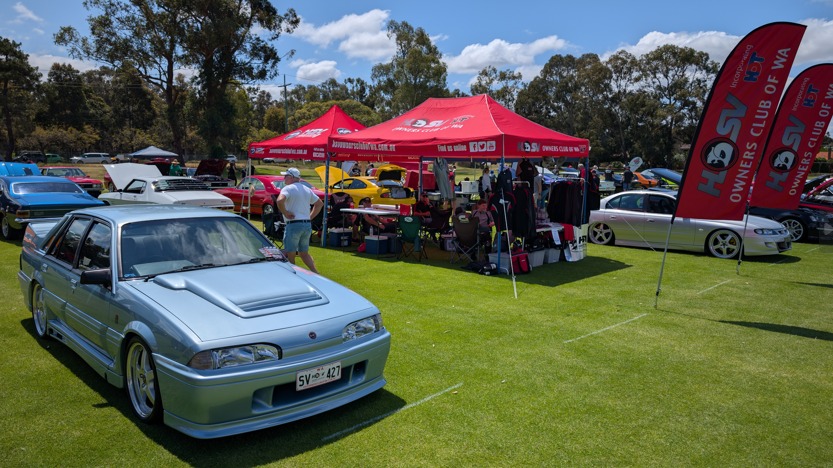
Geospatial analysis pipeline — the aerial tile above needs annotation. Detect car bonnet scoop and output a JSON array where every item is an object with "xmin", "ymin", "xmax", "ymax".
[{"xmin": 149, "ymin": 264, "xmax": 328, "ymax": 318}]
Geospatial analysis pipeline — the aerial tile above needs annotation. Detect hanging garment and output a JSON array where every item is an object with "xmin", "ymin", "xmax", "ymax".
[
  {"xmin": 512, "ymin": 184, "xmax": 535, "ymax": 240},
  {"xmin": 495, "ymin": 168, "xmax": 513, "ymax": 196},
  {"xmin": 548, "ymin": 181, "xmax": 582, "ymax": 226},
  {"xmin": 488, "ymin": 191, "xmax": 515, "ymax": 232},
  {"xmin": 433, "ymin": 158, "xmax": 453, "ymax": 200},
  {"xmin": 518, "ymin": 158, "xmax": 536, "ymax": 187}
]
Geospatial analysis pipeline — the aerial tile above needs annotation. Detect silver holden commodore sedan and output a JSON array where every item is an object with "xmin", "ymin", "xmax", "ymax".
[
  {"xmin": 588, "ymin": 189, "xmax": 792, "ymax": 259},
  {"xmin": 18, "ymin": 205, "xmax": 390, "ymax": 438}
]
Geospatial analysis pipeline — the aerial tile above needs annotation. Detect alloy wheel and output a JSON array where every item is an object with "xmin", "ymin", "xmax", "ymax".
[
  {"xmin": 1, "ymin": 216, "xmax": 8, "ymax": 239},
  {"xmin": 590, "ymin": 223, "xmax": 613, "ymax": 245},
  {"xmin": 780, "ymin": 219, "xmax": 804, "ymax": 242},
  {"xmin": 262, "ymin": 203, "xmax": 274, "ymax": 216},
  {"xmin": 708, "ymin": 230, "xmax": 741, "ymax": 259},
  {"xmin": 126, "ymin": 340, "xmax": 158, "ymax": 420},
  {"xmin": 32, "ymin": 284, "xmax": 48, "ymax": 338}
]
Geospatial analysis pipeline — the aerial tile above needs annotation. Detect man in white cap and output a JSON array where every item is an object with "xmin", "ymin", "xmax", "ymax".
[{"xmin": 276, "ymin": 168, "xmax": 324, "ymax": 273}]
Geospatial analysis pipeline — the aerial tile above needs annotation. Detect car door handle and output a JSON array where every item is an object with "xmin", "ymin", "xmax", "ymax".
[
  {"xmin": 70, "ymin": 279, "xmax": 77, "ymax": 291},
  {"xmin": 41, "ymin": 263, "xmax": 48, "ymax": 272},
  {"xmin": 609, "ymin": 216, "xmax": 617, "ymax": 219},
  {"xmin": 647, "ymin": 219, "xmax": 655, "ymax": 222}
]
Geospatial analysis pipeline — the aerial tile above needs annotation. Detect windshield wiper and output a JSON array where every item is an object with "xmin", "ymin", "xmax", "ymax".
[{"xmin": 143, "ymin": 263, "xmax": 219, "ymax": 281}]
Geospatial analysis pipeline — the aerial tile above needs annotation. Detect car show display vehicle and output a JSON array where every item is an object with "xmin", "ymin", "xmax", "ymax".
[
  {"xmin": 0, "ymin": 176, "xmax": 105, "ymax": 240},
  {"xmin": 184, "ymin": 159, "xmax": 234, "ymax": 188},
  {"xmin": 41, "ymin": 166, "xmax": 105, "ymax": 198},
  {"xmin": 70, "ymin": 153, "xmax": 111, "ymax": 164},
  {"xmin": 17, "ymin": 205, "xmax": 391, "ymax": 438},
  {"xmin": 640, "ymin": 168, "xmax": 681, "ymax": 189},
  {"xmin": 215, "ymin": 175, "xmax": 326, "ymax": 216},
  {"xmin": 800, "ymin": 178, "xmax": 833, "ymax": 214},
  {"xmin": 748, "ymin": 205, "xmax": 833, "ymax": 243},
  {"xmin": 316, "ymin": 164, "xmax": 416, "ymax": 206},
  {"xmin": 588, "ymin": 189, "xmax": 792, "ymax": 259},
  {"xmin": 0, "ymin": 162, "xmax": 39, "ymax": 176},
  {"xmin": 98, "ymin": 164, "xmax": 234, "ymax": 210}
]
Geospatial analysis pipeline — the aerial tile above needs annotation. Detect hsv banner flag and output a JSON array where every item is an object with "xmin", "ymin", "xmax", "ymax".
[
  {"xmin": 674, "ymin": 22, "xmax": 805, "ymax": 221},
  {"xmin": 750, "ymin": 64, "xmax": 833, "ymax": 210}
]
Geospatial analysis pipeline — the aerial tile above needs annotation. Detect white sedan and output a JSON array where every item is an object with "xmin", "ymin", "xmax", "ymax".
[{"xmin": 99, "ymin": 164, "xmax": 234, "ymax": 210}]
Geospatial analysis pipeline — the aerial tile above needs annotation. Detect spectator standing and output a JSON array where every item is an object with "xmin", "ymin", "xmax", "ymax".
[
  {"xmin": 276, "ymin": 168, "xmax": 324, "ymax": 274},
  {"xmin": 604, "ymin": 165, "xmax": 614, "ymax": 181},
  {"xmin": 623, "ymin": 166, "xmax": 634, "ymax": 191},
  {"xmin": 227, "ymin": 160, "xmax": 238, "ymax": 185},
  {"xmin": 169, "ymin": 160, "xmax": 183, "ymax": 176},
  {"xmin": 480, "ymin": 167, "xmax": 492, "ymax": 200}
]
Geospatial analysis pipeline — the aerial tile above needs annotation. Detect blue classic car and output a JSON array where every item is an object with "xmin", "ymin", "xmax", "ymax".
[
  {"xmin": 18, "ymin": 205, "xmax": 390, "ymax": 438},
  {"xmin": 1, "ymin": 176, "xmax": 105, "ymax": 240}
]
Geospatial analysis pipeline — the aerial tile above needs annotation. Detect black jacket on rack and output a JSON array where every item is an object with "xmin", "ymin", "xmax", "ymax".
[
  {"xmin": 495, "ymin": 168, "xmax": 513, "ymax": 196},
  {"xmin": 512, "ymin": 184, "xmax": 535, "ymax": 240},
  {"xmin": 488, "ymin": 191, "xmax": 515, "ymax": 232},
  {"xmin": 547, "ymin": 181, "xmax": 582, "ymax": 226},
  {"xmin": 517, "ymin": 158, "xmax": 536, "ymax": 187}
]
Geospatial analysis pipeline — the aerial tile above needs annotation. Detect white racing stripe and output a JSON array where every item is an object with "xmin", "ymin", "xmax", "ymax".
[
  {"xmin": 768, "ymin": 258, "xmax": 789, "ymax": 267},
  {"xmin": 564, "ymin": 314, "xmax": 648, "ymax": 343},
  {"xmin": 322, "ymin": 382, "xmax": 463, "ymax": 441},
  {"xmin": 696, "ymin": 280, "xmax": 732, "ymax": 295}
]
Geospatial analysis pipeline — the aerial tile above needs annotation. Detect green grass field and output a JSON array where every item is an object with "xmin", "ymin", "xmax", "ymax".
[{"xmin": 1, "ymin": 222, "xmax": 831, "ymax": 467}]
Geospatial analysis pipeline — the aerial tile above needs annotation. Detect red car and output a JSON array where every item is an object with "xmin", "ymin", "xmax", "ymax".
[
  {"xmin": 215, "ymin": 175, "xmax": 326, "ymax": 215},
  {"xmin": 800, "ymin": 177, "xmax": 833, "ymax": 213},
  {"xmin": 40, "ymin": 166, "xmax": 104, "ymax": 197}
]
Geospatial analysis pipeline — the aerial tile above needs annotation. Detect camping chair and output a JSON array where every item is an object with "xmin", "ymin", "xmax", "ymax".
[
  {"xmin": 422, "ymin": 207, "xmax": 452, "ymax": 248},
  {"xmin": 262, "ymin": 202, "xmax": 285, "ymax": 249},
  {"xmin": 450, "ymin": 214, "xmax": 481, "ymax": 264},
  {"xmin": 397, "ymin": 215, "xmax": 427, "ymax": 261}
]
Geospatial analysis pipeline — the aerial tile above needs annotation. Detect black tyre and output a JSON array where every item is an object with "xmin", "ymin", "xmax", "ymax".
[
  {"xmin": 589, "ymin": 223, "xmax": 615, "ymax": 245},
  {"xmin": 1, "ymin": 214, "xmax": 23, "ymax": 240},
  {"xmin": 125, "ymin": 336, "xmax": 163, "ymax": 423},
  {"xmin": 31, "ymin": 283, "xmax": 49, "ymax": 339}
]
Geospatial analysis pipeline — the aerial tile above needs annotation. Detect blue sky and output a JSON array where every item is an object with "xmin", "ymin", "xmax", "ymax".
[{"xmin": 2, "ymin": 0, "xmax": 833, "ymax": 99}]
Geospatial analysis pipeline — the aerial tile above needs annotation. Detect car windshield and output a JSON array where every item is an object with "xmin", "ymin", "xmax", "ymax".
[
  {"xmin": 120, "ymin": 217, "xmax": 276, "ymax": 279},
  {"xmin": 272, "ymin": 180, "xmax": 315, "ymax": 190},
  {"xmin": 153, "ymin": 178, "xmax": 211, "ymax": 191},
  {"xmin": 12, "ymin": 182, "xmax": 84, "ymax": 194},
  {"xmin": 45, "ymin": 168, "xmax": 86, "ymax": 178}
]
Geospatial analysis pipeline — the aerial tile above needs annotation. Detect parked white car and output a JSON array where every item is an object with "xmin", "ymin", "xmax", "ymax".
[
  {"xmin": 70, "ymin": 153, "xmax": 111, "ymax": 164},
  {"xmin": 226, "ymin": 155, "xmax": 238, "ymax": 163},
  {"xmin": 99, "ymin": 164, "xmax": 234, "ymax": 209}
]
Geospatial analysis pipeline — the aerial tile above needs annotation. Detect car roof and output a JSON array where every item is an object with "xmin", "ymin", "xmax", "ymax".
[
  {"xmin": 0, "ymin": 175, "xmax": 80, "ymax": 184},
  {"xmin": 69, "ymin": 204, "xmax": 240, "ymax": 225},
  {"xmin": 41, "ymin": 166, "xmax": 77, "ymax": 169}
]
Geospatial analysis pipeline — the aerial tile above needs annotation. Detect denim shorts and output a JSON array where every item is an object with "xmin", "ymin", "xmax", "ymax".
[{"xmin": 283, "ymin": 221, "xmax": 312, "ymax": 252}]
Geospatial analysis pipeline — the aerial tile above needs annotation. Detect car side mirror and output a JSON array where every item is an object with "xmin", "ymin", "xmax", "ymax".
[{"xmin": 80, "ymin": 268, "xmax": 111, "ymax": 287}]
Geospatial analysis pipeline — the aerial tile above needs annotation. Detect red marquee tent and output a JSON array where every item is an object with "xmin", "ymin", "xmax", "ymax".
[
  {"xmin": 248, "ymin": 105, "xmax": 366, "ymax": 161},
  {"xmin": 328, "ymin": 95, "xmax": 590, "ymax": 163}
]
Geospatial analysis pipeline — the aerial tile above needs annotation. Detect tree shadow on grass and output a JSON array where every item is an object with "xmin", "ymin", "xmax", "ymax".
[
  {"xmin": 719, "ymin": 321, "xmax": 833, "ymax": 342},
  {"xmin": 21, "ymin": 317, "xmax": 407, "ymax": 467}
]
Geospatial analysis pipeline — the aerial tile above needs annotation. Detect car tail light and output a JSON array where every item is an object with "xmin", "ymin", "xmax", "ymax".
[{"xmin": 381, "ymin": 193, "xmax": 390, "ymax": 198}]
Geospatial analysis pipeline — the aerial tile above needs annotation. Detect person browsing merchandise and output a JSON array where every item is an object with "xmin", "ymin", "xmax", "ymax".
[{"xmin": 276, "ymin": 168, "xmax": 323, "ymax": 274}]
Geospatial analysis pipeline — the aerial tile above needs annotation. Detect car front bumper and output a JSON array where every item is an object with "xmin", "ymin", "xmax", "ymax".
[
  {"xmin": 155, "ymin": 330, "xmax": 391, "ymax": 439},
  {"xmin": 743, "ymin": 235, "xmax": 791, "ymax": 256}
]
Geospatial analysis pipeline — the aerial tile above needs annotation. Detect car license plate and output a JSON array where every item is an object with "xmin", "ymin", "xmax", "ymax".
[{"xmin": 296, "ymin": 361, "xmax": 341, "ymax": 391}]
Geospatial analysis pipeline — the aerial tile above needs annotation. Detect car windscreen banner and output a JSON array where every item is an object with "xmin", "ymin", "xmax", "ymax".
[
  {"xmin": 673, "ymin": 22, "xmax": 805, "ymax": 221},
  {"xmin": 749, "ymin": 64, "xmax": 833, "ymax": 210}
]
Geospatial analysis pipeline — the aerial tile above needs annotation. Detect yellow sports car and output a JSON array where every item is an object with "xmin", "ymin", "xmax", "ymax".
[{"xmin": 315, "ymin": 164, "xmax": 416, "ymax": 206}]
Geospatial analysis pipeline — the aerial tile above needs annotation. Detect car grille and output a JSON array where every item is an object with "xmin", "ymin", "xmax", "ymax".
[
  {"xmin": 777, "ymin": 240, "xmax": 791, "ymax": 252},
  {"xmin": 78, "ymin": 183, "xmax": 93, "ymax": 188},
  {"xmin": 251, "ymin": 361, "xmax": 367, "ymax": 412}
]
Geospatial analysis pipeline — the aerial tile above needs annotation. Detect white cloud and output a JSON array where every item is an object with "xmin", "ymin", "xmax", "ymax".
[
  {"xmin": 289, "ymin": 58, "xmax": 313, "ymax": 68},
  {"xmin": 11, "ymin": 2, "xmax": 42, "ymax": 23},
  {"xmin": 27, "ymin": 54, "xmax": 98, "ymax": 74},
  {"xmin": 515, "ymin": 65, "xmax": 543, "ymax": 81},
  {"xmin": 603, "ymin": 30, "xmax": 741, "ymax": 63},
  {"xmin": 295, "ymin": 60, "xmax": 341, "ymax": 82},
  {"xmin": 292, "ymin": 9, "xmax": 395, "ymax": 61},
  {"xmin": 796, "ymin": 18, "xmax": 833, "ymax": 65},
  {"xmin": 431, "ymin": 34, "xmax": 449, "ymax": 43},
  {"xmin": 32, "ymin": 27, "xmax": 43, "ymax": 35},
  {"xmin": 444, "ymin": 35, "xmax": 570, "ymax": 74}
]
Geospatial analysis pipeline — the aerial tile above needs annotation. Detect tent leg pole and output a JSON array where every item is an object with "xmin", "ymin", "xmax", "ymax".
[
  {"xmin": 736, "ymin": 202, "xmax": 751, "ymax": 275},
  {"xmin": 419, "ymin": 157, "xmax": 423, "ymax": 195},
  {"xmin": 322, "ymin": 152, "xmax": 331, "ymax": 248},
  {"xmin": 247, "ymin": 158, "xmax": 252, "ymax": 222},
  {"xmin": 655, "ymin": 221, "xmax": 674, "ymax": 309}
]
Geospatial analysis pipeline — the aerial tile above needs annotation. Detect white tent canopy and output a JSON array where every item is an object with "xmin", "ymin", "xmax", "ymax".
[{"xmin": 130, "ymin": 146, "xmax": 178, "ymax": 158}]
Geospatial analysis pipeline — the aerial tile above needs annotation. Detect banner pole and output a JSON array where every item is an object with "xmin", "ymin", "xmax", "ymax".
[
  {"xmin": 654, "ymin": 221, "xmax": 674, "ymax": 309},
  {"xmin": 247, "ymin": 157, "xmax": 252, "ymax": 222},
  {"xmin": 736, "ymin": 201, "xmax": 751, "ymax": 275},
  {"xmin": 321, "ymin": 152, "xmax": 331, "ymax": 248}
]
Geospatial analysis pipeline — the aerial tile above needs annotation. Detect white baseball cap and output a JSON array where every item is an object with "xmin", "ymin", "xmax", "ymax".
[{"xmin": 281, "ymin": 168, "xmax": 301, "ymax": 178}]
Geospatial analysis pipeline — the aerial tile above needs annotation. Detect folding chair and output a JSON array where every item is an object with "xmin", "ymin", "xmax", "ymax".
[
  {"xmin": 397, "ymin": 215, "xmax": 427, "ymax": 261},
  {"xmin": 422, "ymin": 207, "xmax": 452, "ymax": 248},
  {"xmin": 262, "ymin": 208, "xmax": 285, "ymax": 249},
  {"xmin": 450, "ymin": 215, "xmax": 481, "ymax": 264}
]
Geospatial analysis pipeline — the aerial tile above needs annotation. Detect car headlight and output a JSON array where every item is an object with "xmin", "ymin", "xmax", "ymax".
[
  {"xmin": 754, "ymin": 228, "xmax": 779, "ymax": 235},
  {"xmin": 343, "ymin": 314, "xmax": 383, "ymax": 343},
  {"xmin": 186, "ymin": 344, "xmax": 280, "ymax": 370}
]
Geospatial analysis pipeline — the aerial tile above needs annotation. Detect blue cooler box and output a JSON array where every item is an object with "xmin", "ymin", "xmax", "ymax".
[
  {"xmin": 328, "ymin": 228, "xmax": 352, "ymax": 247},
  {"xmin": 365, "ymin": 235, "xmax": 387, "ymax": 255},
  {"xmin": 381, "ymin": 233, "xmax": 401, "ymax": 254}
]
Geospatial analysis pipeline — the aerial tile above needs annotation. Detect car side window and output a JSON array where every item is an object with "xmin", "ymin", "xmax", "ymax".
[
  {"xmin": 606, "ymin": 196, "xmax": 621, "ymax": 209},
  {"xmin": 124, "ymin": 180, "xmax": 146, "ymax": 194},
  {"xmin": 78, "ymin": 222, "xmax": 111, "ymax": 271},
  {"xmin": 617, "ymin": 194, "xmax": 645, "ymax": 212},
  {"xmin": 237, "ymin": 178, "xmax": 251, "ymax": 190},
  {"xmin": 332, "ymin": 180, "xmax": 346, "ymax": 190},
  {"xmin": 53, "ymin": 218, "xmax": 91, "ymax": 267},
  {"xmin": 252, "ymin": 179, "xmax": 265, "ymax": 191},
  {"xmin": 349, "ymin": 179, "xmax": 367, "ymax": 190},
  {"xmin": 648, "ymin": 195, "xmax": 675, "ymax": 214}
]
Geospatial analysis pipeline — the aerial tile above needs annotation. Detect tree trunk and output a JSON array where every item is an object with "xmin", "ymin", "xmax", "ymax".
[{"xmin": 2, "ymin": 83, "xmax": 14, "ymax": 161}]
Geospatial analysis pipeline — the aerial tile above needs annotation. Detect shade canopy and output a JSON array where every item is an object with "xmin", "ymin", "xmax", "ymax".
[
  {"xmin": 130, "ymin": 146, "xmax": 178, "ymax": 158},
  {"xmin": 328, "ymin": 95, "xmax": 590, "ymax": 161},
  {"xmin": 248, "ymin": 105, "xmax": 366, "ymax": 161}
]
